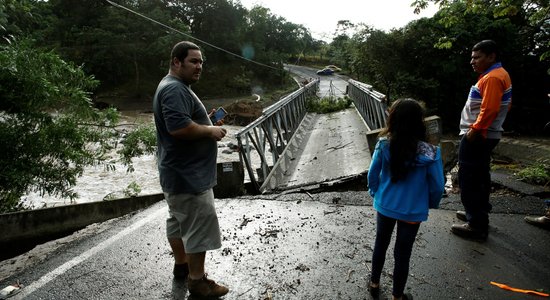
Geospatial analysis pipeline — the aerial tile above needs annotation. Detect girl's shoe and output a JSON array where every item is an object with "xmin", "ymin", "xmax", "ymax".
[
  {"xmin": 368, "ymin": 282, "xmax": 380, "ymax": 299},
  {"xmin": 402, "ymin": 293, "xmax": 414, "ymax": 300}
]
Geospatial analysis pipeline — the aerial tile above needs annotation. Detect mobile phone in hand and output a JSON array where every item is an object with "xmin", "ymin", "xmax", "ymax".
[{"xmin": 210, "ymin": 107, "xmax": 227, "ymax": 124}]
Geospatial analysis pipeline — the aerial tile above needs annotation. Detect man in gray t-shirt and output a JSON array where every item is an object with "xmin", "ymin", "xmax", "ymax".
[
  {"xmin": 153, "ymin": 41, "xmax": 229, "ymax": 298},
  {"xmin": 154, "ymin": 75, "xmax": 217, "ymax": 194}
]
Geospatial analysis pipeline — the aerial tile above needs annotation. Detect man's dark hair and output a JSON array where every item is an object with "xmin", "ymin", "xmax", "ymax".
[
  {"xmin": 472, "ymin": 40, "xmax": 499, "ymax": 59},
  {"xmin": 170, "ymin": 41, "xmax": 200, "ymax": 66}
]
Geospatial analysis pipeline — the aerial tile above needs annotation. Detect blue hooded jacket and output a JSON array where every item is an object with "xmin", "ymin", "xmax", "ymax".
[{"xmin": 368, "ymin": 138, "xmax": 445, "ymax": 222}]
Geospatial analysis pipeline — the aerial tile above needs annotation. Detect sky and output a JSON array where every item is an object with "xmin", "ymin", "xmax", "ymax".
[{"xmin": 238, "ymin": 0, "xmax": 439, "ymax": 41}]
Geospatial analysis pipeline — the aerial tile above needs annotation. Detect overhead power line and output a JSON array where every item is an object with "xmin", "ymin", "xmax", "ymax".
[{"xmin": 104, "ymin": 0, "xmax": 280, "ymax": 71}]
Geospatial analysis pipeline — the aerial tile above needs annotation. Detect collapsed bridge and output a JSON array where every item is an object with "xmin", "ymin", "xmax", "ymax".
[{"xmin": 234, "ymin": 67, "xmax": 441, "ymax": 194}]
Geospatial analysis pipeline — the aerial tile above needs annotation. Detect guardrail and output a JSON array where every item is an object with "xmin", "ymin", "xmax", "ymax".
[
  {"xmin": 347, "ymin": 79, "xmax": 388, "ymax": 131},
  {"xmin": 235, "ymin": 80, "xmax": 319, "ymax": 193}
]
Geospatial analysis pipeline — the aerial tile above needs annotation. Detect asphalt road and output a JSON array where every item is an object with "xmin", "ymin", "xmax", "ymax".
[
  {"xmin": 1, "ymin": 190, "xmax": 549, "ymax": 300},
  {"xmin": 285, "ymin": 64, "xmax": 348, "ymax": 100},
  {"xmin": 2, "ymin": 65, "xmax": 548, "ymax": 299}
]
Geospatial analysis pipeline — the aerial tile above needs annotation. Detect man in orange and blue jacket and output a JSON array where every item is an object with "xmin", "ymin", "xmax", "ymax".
[{"xmin": 451, "ymin": 40, "xmax": 512, "ymax": 240}]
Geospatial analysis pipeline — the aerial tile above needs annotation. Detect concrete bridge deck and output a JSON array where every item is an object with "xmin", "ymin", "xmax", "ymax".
[
  {"xmin": 277, "ymin": 108, "xmax": 371, "ymax": 189},
  {"xmin": 260, "ymin": 65, "xmax": 371, "ymax": 192}
]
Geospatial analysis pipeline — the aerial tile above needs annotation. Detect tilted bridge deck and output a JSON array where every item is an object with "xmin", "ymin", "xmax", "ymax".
[{"xmin": 235, "ymin": 73, "xmax": 392, "ymax": 194}]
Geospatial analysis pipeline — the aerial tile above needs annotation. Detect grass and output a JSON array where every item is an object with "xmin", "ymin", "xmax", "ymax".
[
  {"xmin": 307, "ymin": 96, "xmax": 352, "ymax": 114},
  {"xmin": 515, "ymin": 163, "xmax": 550, "ymax": 186}
]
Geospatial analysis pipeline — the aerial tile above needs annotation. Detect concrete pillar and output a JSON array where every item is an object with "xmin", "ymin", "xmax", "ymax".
[
  {"xmin": 214, "ymin": 161, "xmax": 245, "ymax": 198},
  {"xmin": 365, "ymin": 116, "xmax": 442, "ymax": 157},
  {"xmin": 425, "ymin": 115, "xmax": 442, "ymax": 145},
  {"xmin": 366, "ymin": 128, "xmax": 383, "ymax": 156}
]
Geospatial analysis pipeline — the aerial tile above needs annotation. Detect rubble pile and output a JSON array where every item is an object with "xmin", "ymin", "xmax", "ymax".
[{"xmin": 223, "ymin": 100, "xmax": 263, "ymax": 126}]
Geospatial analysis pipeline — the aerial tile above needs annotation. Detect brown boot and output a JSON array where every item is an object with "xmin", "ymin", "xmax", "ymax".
[{"xmin": 188, "ymin": 274, "xmax": 229, "ymax": 298}]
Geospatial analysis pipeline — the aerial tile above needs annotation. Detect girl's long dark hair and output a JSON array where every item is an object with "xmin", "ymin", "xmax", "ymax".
[{"xmin": 380, "ymin": 98, "xmax": 427, "ymax": 182}]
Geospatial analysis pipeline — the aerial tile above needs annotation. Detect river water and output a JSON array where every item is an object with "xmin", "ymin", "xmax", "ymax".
[{"xmin": 20, "ymin": 112, "xmax": 246, "ymax": 209}]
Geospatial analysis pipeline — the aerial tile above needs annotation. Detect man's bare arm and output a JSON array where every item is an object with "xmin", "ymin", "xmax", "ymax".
[{"xmin": 169, "ymin": 122, "xmax": 227, "ymax": 141}]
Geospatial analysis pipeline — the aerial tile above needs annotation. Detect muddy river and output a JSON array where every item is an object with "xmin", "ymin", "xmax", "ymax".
[{"xmin": 20, "ymin": 112, "xmax": 247, "ymax": 209}]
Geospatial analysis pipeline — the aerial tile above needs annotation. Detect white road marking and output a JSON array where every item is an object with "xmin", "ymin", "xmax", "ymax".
[{"xmin": 14, "ymin": 205, "xmax": 165, "ymax": 299}]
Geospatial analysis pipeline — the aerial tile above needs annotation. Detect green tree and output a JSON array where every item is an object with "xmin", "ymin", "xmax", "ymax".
[
  {"xmin": 237, "ymin": 5, "xmax": 306, "ymax": 93},
  {"xmin": 0, "ymin": 40, "xmax": 155, "ymax": 213},
  {"xmin": 325, "ymin": 20, "xmax": 360, "ymax": 69},
  {"xmin": 0, "ymin": 40, "xmax": 97, "ymax": 211},
  {"xmin": 168, "ymin": 0, "xmax": 246, "ymax": 54},
  {"xmin": 412, "ymin": 0, "xmax": 549, "ymax": 66},
  {"xmin": 342, "ymin": 1, "xmax": 549, "ymax": 133},
  {"xmin": 0, "ymin": 0, "xmax": 42, "ymax": 43},
  {"xmin": 0, "ymin": 0, "xmax": 315, "ymax": 213},
  {"xmin": 42, "ymin": 0, "xmax": 181, "ymax": 94},
  {"xmin": 411, "ymin": 0, "xmax": 550, "ymax": 132},
  {"xmin": 12, "ymin": 0, "xmax": 309, "ymax": 99}
]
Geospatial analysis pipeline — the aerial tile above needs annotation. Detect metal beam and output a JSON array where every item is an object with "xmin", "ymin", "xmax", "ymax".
[{"xmin": 235, "ymin": 80, "xmax": 319, "ymax": 193}]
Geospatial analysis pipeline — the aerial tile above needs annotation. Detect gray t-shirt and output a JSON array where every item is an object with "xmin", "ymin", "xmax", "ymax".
[{"xmin": 153, "ymin": 75, "xmax": 217, "ymax": 194}]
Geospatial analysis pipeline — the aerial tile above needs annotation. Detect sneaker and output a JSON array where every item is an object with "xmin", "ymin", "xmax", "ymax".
[
  {"xmin": 456, "ymin": 211, "xmax": 467, "ymax": 222},
  {"xmin": 524, "ymin": 215, "xmax": 550, "ymax": 230},
  {"xmin": 173, "ymin": 263, "xmax": 189, "ymax": 279},
  {"xmin": 451, "ymin": 223, "xmax": 488, "ymax": 240},
  {"xmin": 188, "ymin": 274, "xmax": 229, "ymax": 298}
]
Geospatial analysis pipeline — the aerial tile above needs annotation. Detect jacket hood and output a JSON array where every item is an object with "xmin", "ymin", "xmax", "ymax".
[{"xmin": 379, "ymin": 138, "xmax": 440, "ymax": 167}]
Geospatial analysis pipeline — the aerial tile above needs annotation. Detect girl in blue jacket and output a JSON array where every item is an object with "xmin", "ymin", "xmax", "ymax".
[{"xmin": 367, "ymin": 99, "xmax": 445, "ymax": 300}]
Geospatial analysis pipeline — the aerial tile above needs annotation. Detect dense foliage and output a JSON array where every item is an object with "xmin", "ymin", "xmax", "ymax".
[
  {"xmin": 324, "ymin": 0, "xmax": 549, "ymax": 133},
  {"xmin": 1, "ymin": 0, "xmax": 549, "ymax": 211},
  {"xmin": 307, "ymin": 97, "xmax": 352, "ymax": 114},
  {"xmin": 0, "ymin": 39, "xmax": 158, "ymax": 212},
  {"xmin": 1, "ymin": 40, "xmax": 100, "ymax": 211},
  {"xmin": 0, "ymin": 0, "xmax": 318, "ymax": 211},
  {"xmin": 26, "ymin": 0, "xmax": 309, "ymax": 98}
]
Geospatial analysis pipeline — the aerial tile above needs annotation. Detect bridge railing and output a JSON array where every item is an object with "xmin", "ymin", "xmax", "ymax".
[
  {"xmin": 347, "ymin": 79, "xmax": 388, "ymax": 131},
  {"xmin": 235, "ymin": 80, "xmax": 319, "ymax": 193},
  {"xmin": 347, "ymin": 79, "xmax": 442, "ymax": 155}
]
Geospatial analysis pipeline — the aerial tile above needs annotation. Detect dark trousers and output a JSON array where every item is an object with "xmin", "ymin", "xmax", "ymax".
[
  {"xmin": 370, "ymin": 212, "xmax": 420, "ymax": 297},
  {"xmin": 458, "ymin": 135, "xmax": 499, "ymax": 231}
]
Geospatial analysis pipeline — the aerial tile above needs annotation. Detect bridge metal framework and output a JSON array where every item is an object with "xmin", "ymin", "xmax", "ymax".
[
  {"xmin": 347, "ymin": 79, "xmax": 388, "ymax": 131},
  {"xmin": 235, "ymin": 78, "xmax": 389, "ymax": 194},
  {"xmin": 235, "ymin": 80, "xmax": 319, "ymax": 193}
]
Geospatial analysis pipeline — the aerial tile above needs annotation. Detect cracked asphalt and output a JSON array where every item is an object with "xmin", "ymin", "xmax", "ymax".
[{"xmin": 1, "ymin": 188, "xmax": 549, "ymax": 300}]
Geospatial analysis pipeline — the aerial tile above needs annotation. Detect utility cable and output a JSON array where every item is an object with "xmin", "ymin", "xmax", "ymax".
[{"xmin": 104, "ymin": 0, "xmax": 280, "ymax": 71}]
